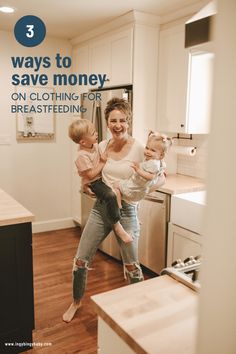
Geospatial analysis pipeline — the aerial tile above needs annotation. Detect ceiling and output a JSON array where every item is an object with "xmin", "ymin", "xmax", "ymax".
[{"xmin": 0, "ymin": 0, "xmax": 209, "ymax": 40}]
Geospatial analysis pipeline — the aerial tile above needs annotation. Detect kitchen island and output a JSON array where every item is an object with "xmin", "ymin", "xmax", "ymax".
[
  {"xmin": 0, "ymin": 189, "xmax": 35, "ymax": 353},
  {"xmin": 91, "ymin": 275, "xmax": 198, "ymax": 354}
]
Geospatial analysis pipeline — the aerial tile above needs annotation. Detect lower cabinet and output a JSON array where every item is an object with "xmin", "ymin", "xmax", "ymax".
[
  {"xmin": 98, "ymin": 318, "xmax": 135, "ymax": 354},
  {"xmin": 0, "ymin": 222, "xmax": 34, "ymax": 353},
  {"xmin": 167, "ymin": 222, "xmax": 202, "ymax": 266}
]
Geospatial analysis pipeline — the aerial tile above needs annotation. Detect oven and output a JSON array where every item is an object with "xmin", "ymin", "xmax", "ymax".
[{"xmin": 161, "ymin": 255, "xmax": 201, "ymax": 291}]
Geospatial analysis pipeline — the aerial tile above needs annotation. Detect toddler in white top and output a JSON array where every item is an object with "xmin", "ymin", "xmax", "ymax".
[{"xmin": 114, "ymin": 132, "xmax": 172, "ymax": 205}]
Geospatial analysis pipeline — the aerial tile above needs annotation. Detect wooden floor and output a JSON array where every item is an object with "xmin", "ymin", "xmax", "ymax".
[{"xmin": 25, "ymin": 227, "xmax": 153, "ymax": 354}]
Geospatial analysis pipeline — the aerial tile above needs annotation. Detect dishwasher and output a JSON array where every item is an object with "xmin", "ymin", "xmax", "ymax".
[
  {"xmin": 81, "ymin": 191, "xmax": 170, "ymax": 270},
  {"xmin": 137, "ymin": 191, "xmax": 170, "ymax": 274}
]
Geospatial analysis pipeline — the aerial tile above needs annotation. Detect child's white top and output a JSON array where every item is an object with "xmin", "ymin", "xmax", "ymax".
[{"xmin": 118, "ymin": 159, "xmax": 165, "ymax": 202}]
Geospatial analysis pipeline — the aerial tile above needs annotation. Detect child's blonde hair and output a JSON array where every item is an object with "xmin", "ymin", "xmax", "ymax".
[
  {"xmin": 68, "ymin": 119, "xmax": 91, "ymax": 144},
  {"xmin": 147, "ymin": 131, "xmax": 172, "ymax": 158}
]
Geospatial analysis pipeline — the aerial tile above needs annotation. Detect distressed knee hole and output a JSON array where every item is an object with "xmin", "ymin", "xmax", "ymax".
[
  {"xmin": 76, "ymin": 259, "xmax": 86, "ymax": 268},
  {"xmin": 125, "ymin": 264, "xmax": 137, "ymax": 272},
  {"xmin": 73, "ymin": 258, "xmax": 93, "ymax": 272}
]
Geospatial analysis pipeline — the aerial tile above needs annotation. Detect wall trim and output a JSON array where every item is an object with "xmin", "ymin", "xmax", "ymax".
[
  {"xmin": 70, "ymin": 2, "xmax": 207, "ymax": 46},
  {"xmin": 32, "ymin": 217, "xmax": 79, "ymax": 233},
  {"xmin": 70, "ymin": 10, "xmax": 160, "ymax": 46}
]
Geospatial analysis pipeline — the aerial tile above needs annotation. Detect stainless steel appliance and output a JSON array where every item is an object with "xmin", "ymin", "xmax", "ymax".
[
  {"xmin": 81, "ymin": 86, "xmax": 132, "ymax": 142},
  {"xmin": 161, "ymin": 256, "xmax": 201, "ymax": 292},
  {"xmin": 81, "ymin": 86, "xmax": 132, "ymax": 259},
  {"xmin": 137, "ymin": 191, "xmax": 170, "ymax": 274}
]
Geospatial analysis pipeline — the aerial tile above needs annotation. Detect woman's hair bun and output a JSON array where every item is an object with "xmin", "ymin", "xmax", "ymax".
[{"xmin": 104, "ymin": 97, "xmax": 131, "ymax": 122}]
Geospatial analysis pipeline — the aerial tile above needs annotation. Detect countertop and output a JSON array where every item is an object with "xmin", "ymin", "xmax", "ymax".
[
  {"xmin": 91, "ymin": 275, "xmax": 198, "ymax": 354},
  {"xmin": 157, "ymin": 174, "xmax": 205, "ymax": 195},
  {"xmin": 0, "ymin": 188, "xmax": 34, "ymax": 226}
]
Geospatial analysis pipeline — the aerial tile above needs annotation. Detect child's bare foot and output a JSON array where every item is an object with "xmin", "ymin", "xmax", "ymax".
[
  {"xmin": 113, "ymin": 186, "xmax": 122, "ymax": 209},
  {"xmin": 62, "ymin": 301, "xmax": 81, "ymax": 323},
  {"xmin": 113, "ymin": 222, "xmax": 133, "ymax": 243}
]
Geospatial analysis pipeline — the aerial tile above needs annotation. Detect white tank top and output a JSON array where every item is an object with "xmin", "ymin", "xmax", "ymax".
[{"xmin": 99, "ymin": 139, "xmax": 144, "ymax": 189}]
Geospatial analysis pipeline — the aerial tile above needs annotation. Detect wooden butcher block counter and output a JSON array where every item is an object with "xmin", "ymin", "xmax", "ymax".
[
  {"xmin": 158, "ymin": 174, "xmax": 205, "ymax": 195},
  {"xmin": 0, "ymin": 188, "xmax": 34, "ymax": 226},
  {"xmin": 91, "ymin": 275, "xmax": 198, "ymax": 354}
]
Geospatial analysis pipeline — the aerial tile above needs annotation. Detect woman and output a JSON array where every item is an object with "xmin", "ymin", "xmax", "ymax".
[{"xmin": 63, "ymin": 98, "xmax": 165, "ymax": 322}]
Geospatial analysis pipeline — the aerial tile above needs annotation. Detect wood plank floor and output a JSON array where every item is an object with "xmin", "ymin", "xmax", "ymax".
[{"xmin": 25, "ymin": 227, "xmax": 153, "ymax": 354}]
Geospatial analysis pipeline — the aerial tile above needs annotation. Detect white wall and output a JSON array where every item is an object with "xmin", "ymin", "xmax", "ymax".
[
  {"xmin": 197, "ymin": 1, "xmax": 236, "ymax": 353},
  {"xmin": 0, "ymin": 30, "xmax": 74, "ymax": 232}
]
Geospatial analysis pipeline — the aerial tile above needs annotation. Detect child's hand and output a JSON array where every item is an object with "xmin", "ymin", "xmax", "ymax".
[
  {"xmin": 100, "ymin": 152, "xmax": 108, "ymax": 162},
  {"xmin": 131, "ymin": 162, "xmax": 140, "ymax": 171},
  {"xmin": 83, "ymin": 184, "xmax": 95, "ymax": 197}
]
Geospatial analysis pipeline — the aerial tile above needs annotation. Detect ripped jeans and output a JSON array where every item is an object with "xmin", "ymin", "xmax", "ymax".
[{"xmin": 72, "ymin": 199, "xmax": 144, "ymax": 300}]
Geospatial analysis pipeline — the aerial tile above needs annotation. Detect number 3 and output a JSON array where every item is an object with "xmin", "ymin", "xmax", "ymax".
[{"xmin": 26, "ymin": 25, "xmax": 34, "ymax": 38}]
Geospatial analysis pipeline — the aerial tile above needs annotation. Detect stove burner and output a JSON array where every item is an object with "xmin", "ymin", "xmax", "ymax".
[{"xmin": 161, "ymin": 255, "xmax": 201, "ymax": 292}]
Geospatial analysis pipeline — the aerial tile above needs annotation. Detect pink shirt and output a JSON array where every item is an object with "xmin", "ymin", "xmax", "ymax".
[{"xmin": 75, "ymin": 143, "xmax": 100, "ymax": 185}]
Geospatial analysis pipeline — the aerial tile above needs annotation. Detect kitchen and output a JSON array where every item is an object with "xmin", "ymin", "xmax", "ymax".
[{"xmin": 0, "ymin": 0, "xmax": 235, "ymax": 353}]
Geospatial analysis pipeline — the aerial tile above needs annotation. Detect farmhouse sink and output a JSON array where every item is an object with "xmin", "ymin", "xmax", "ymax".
[{"xmin": 171, "ymin": 191, "xmax": 206, "ymax": 234}]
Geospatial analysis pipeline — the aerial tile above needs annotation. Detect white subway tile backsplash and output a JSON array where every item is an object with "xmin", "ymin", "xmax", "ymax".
[{"xmin": 176, "ymin": 135, "xmax": 208, "ymax": 179}]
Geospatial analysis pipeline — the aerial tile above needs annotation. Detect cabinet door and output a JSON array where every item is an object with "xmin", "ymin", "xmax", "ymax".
[
  {"xmin": 89, "ymin": 39, "xmax": 111, "ymax": 87},
  {"xmin": 0, "ymin": 223, "xmax": 34, "ymax": 352},
  {"xmin": 89, "ymin": 28, "xmax": 133, "ymax": 88},
  {"xmin": 157, "ymin": 24, "xmax": 189, "ymax": 133},
  {"xmin": 98, "ymin": 317, "xmax": 135, "ymax": 354},
  {"xmin": 167, "ymin": 223, "xmax": 202, "ymax": 266},
  {"xmin": 110, "ymin": 28, "xmax": 133, "ymax": 85},
  {"xmin": 73, "ymin": 44, "xmax": 89, "ymax": 92}
]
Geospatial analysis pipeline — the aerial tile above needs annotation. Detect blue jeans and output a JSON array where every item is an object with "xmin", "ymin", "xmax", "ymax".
[
  {"xmin": 72, "ymin": 199, "xmax": 144, "ymax": 300},
  {"xmin": 90, "ymin": 178, "xmax": 120, "ymax": 224}
]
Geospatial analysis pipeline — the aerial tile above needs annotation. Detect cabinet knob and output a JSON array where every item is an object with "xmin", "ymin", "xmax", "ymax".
[{"xmin": 180, "ymin": 124, "xmax": 185, "ymax": 128}]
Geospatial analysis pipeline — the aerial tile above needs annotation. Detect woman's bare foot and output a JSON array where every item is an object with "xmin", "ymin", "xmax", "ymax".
[
  {"xmin": 113, "ymin": 222, "xmax": 133, "ymax": 243},
  {"xmin": 62, "ymin": 300, "xmax": 81, "ymax": 323}
]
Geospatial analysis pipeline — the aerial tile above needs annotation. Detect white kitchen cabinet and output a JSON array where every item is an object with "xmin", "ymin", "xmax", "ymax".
[
  {"xmin": 157, "ymin": 23, "xmax": 213, "ymax": 133},
  {"xmin": 89, "ymin": 28, "xmax": 133, "ymax": 87},
  {"xmin": 98, "ymin": 318, "xmax": 135, "ymax": 354},
  {"xmin": 167, "ymin": 222, "xmax": 202, "ymax": 266},
  {"xmin": 89, "ymin": 39, "xmax": 111, "ymax": 87},
  {"xmin": 157, "ymin": 24, "xmax": 189, "ymax": 133},
  {"xmin": 110, "ymin": 29, "xmax": 133, "ymax": 86}
]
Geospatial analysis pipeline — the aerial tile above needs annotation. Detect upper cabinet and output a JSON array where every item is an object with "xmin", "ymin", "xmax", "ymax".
[
  {"xmin": 72, "ymin": 17, "xmax": 159, "ymax": 143},
  {"xmin": 89, "ymin": 28, "xmax": 133, "ymax": 87},
  {"xmin": 157, "ymin": 23, "xmax": 214, "ymax": 134},
  {"xmin": 157, "ymin": 24, "xmax": 188, "ymax": 133}
]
